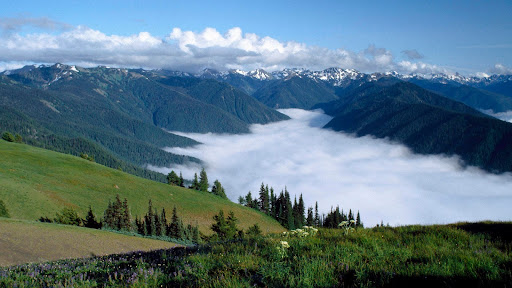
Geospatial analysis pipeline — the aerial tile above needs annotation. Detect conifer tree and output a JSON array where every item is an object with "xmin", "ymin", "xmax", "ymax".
[
  {"xmin": 145, "ymin": 200, "xmax": 155, "ymax": 235},
  {"xmin": 356, "ymin": 211, "xmax": 363, "ymax": 228},
  {"xmin": 298, "ymin": 194, "xmax": 305, "ymax": 227},
  {"xmin": 348, "ymin": 209, "xmax": 354, "ymax": 222},
  {"xmin": 103, "ymin": 200, "xmax": 114, "ymax": 229},
  {"xmin": 258, "ymin": 183, "xmax": 269, "ymax": 214},
  {"xmin": 84, "ymin": 206, "xmax": 101, "ymax": 229},
  {"xmin": 306, "ymin": 207, "xmax": 314, "ymax": 226},
  {"xmin": 167, "ymin": 170, "xmax": 180, "ymax": 185},
  {"xmin": 190, "ymin": 173, "xmax": 200, "ymax": 190},
  {"xmin": 212, "ymin": 180, "xmax": 227, "ymax": 198},
  {"xmin": 121, "ymin": 198, "xmax": 131, "ymax": 230},
  {"xmin": 179, "ymin": 172, "xmax": 185, "ymax": 187},
  {"xmin": 199, "ymin": 168, "xmax": 209, "ymax": 192},
  {"xmin": 270, "ymin": 187, "xmax": 276, "ymax": 218},
  {"xmin": 285, "ymin": 188, "xmax": 294, "ymax": 230},
  {"xmin": 314, "ymin": 201, "xmax": 320, "ymax": 227}
]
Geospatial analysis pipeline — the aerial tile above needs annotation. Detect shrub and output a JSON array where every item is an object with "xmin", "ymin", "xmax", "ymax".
[
  {"xmin": 2, "ymin": 132, "xmax": 14, "ymax": 142},
  {"xmin": 54, "ymin": 207, "xmax": 82, "ymax": 226},
  {"xmin": 0, "ymin": 200, "xmax": 9, "ymax": 218}
]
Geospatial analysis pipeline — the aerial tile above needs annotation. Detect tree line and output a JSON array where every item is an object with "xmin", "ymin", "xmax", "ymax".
[
  {"xmin": 167, "ymin": 168, "xmax": 227, "ymax": 199},
  {"xmin": 38, "ymin": 194, "xmax": 200, "ymax": 243},
  {"xmin": 239, "ymin": 182, "xmax": 363, "ymax": 230}
]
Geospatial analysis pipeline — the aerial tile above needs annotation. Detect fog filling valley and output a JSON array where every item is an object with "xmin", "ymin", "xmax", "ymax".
[{"xmin": 149, "ymin": 109, "xmax": 512, "ymax": 226}]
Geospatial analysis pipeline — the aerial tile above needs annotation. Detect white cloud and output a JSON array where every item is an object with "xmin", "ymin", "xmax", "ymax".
[
  {"xmin": 149, "ymin": 109, "xmax": 512, "ymax": 227},
  {"xmin": 489, "ymin": 63, "xmax": 512, "ymax": 75},
  {"xmin": 0, "ymin": 18, "xmax": 452, "ymax": 74}
]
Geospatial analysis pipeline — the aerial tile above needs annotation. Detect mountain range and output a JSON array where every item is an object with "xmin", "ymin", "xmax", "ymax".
[{"xmin": 2, "ymin": 63, "xmax": 512, "ymax": 177}]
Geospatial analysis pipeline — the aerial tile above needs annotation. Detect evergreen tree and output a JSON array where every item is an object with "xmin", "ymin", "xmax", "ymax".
[
  {"xmin": 298, "ymin": 194, "xmax": 305, "ymax": 227},
  {"xmin": 199, "ymin": 168, "xmax": 209, "ymax": 192},
  {"xmin": 306, "ymin": 207, "xmax": 314, "ymax": 226},
  {"xmin": 258, "ymin": 183, "xmax": 269, "ymax": 214},
  {"xmin": 190, "ymin": 173, "xmax": 200, "ymax": 190},
  {"xmin": 179, "ymin": 172, "xmax": 185, "ymax": 187},
  {"xmin": 145, "ymin": 200, "xmax": 155, "ymax": 235},
  {"xmin": 348, "ymin": 209, "xmax": 354, "ymax": 222},
  {"xmin": 356, "ymin": 211, "xmax": 363, "ymax": 228},
  {"xmin": 212, "ymin": 180, "xmax": 227, "ymax": 198},
  {"xmin": 169, "ymin": 206, "xmax": 183, "ymax": 239},
  {"xmin": 238, "ymin": 196, "xmax": 246, "ymax": 205},
  {"xmin": 154, "ymin": 212, "xmax": 162, "ymax": 236},
  {"xmin": 121, "ymin": 198, "xmax": 131, "ymax": 230},
  {"xmin": 270, "ymin": 187, "xmax": 276, "ymax": 218},
  {"xmin": 84, "ymin": 206, "xmax": 101, "ymax": 229},
  {"xmin": 314, "ymin": 201, "xmax": 320, "ymax": 227},
  {"xmin": 135, "ymin": 216, "xmax": 145, "ymax": 235},
  {"xmin": 167, "ymin": 170, "xmax": 180, "ymax": 185},
  {"xmin": 103, "ymin": 200, "xmax": 114, "ymax": 229},
  {"xmin": 246, "ymin": 223, "xmax": 262, "ymax": 237},
  {"xmin": 161, "ymin": 208, "xmax": 168, "ymax": 231},
  {"xmin": 285, "ymin": 188, "xmax": 294, "ymax": 230},
  {"xmin": 211, "ymin": 210, "xmax": 228, "ymax": 239}
]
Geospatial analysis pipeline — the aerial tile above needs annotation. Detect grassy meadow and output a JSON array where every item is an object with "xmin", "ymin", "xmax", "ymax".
[
  {"xmin": 0, "ymin": 140, "xmax": 284, "ymax": 234},
  {"xmin": 0, "ymin": 218, "xmax": 179, "ymax": 267},
  {"xmin": 1, "ymin": 223, "xmax": 510, "ymax": 287}
]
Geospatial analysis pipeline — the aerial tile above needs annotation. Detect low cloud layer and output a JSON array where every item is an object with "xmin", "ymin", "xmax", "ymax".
[
  {"xmin": 149, "ymin": 109, "xmax": 512, "ymax": 227},
  {"xmin": 0, "ymin": 17, "xmax": 457, "ymax": 74}
]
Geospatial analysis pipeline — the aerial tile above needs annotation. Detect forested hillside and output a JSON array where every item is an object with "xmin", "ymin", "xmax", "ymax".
[{"xmin": 319, "ymin": 81, "xmax": 512, "ymax": 173}]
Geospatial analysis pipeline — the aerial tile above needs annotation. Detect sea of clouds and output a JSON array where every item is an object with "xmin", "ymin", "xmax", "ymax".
[{"xmin": 148, "ymin": 109, "xmax": 512, "ymax": 227}]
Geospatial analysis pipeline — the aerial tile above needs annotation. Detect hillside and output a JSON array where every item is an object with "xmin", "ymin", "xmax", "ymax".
[
  {"xmin": 253, "ymin": 76, "xmax": 338, "ymax": 109},
  {"xmin": 319, "ymin": 81, "xmax": 512, "ymax": 173},
  {"xmin": 407, "ymin": 78, "xmax": 512, "ymax": 113},
  {"xmin": 0, "ymin": 218, "xmax": 178, "ymax": 267},
  {"xmin": 0, "ymin": 64, "xmax": 289, "ymax": 180},
  {"xmin": 0, "ymin": 141, "xmax": 285, "ymax": 234}
]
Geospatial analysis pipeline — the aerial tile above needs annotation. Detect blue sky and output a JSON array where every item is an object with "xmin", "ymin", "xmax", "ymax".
[{"xmin": 1, "ymin": 0, "xmax": 511, "ymax": 75}]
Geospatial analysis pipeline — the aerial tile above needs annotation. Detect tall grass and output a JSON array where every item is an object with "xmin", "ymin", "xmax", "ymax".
[{"xmin": 1, "ymin": 223, "xmax": 510, "ymax": 287}]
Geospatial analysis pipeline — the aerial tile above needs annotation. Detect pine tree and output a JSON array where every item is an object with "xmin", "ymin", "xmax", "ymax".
[
  {"xmin": 167, "ymin": 170, "xmax": 180, "ymax": 185},
  {"xmin": 285, "ymin": 188, "xmax": 294, "ymax": 230},
  {"xmin": 212, "ymin": 180, "xmax": 227, "ymax": 198},
  {"xmin": 84, "ymin": 206, "xmax": 101, "ymax": 229},
  {"xmin": 348, "ymin": 209, "xmax": 354, "ymax": 222},
  {"xmin": 145, "ymin": 200, "xmax": 155, "ymax": 235},
  {"xmin": 270, "ymin": 187, "xmax": 276, "ymax": 218},
  {"xmin": 121, "ymin": 198, "xmax": 131, "ymax": 230},
  {"xmin": 179, "ymin": 172, "xmax": 185, "ymax": 187},
  {"xmin": 161, "ymin": 208, "xmax": 168, "ymax": 231},
  {"xmin": 306, "ymin": 207, "xmax": 314, "ymax": 226},
  {"xmin": 356, "ymin": 211, "xmax": 363, "ymax": 228},
  {"xmin": 199, "ymin": 168, "xmax": 209, "ymax": 192},
  {"xmin": 190, "ymin": 173, "xmax": 199, "ymax": 190},
  {"xmin": 298, "ymin": 194, "xmax": 305, "ymax": 227},
  {"xmin": 103, "ymin": 200, "xmax": 114, "ymax": 229},
  {"xmin": 314, "ymin": 201, "xmax": 320, "ymax": 227},
  {"xmin": 258, "ymin": 183, "xmax": 269, "ymax": 214},
  {"xmin": 245, "ymin": 191, "xmax": 254, "ymax": 208}
]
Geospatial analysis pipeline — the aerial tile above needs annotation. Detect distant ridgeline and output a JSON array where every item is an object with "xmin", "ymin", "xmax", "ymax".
[{"xmin": 2, "ymin": 63, "xmax": 512, "ymax": 177}]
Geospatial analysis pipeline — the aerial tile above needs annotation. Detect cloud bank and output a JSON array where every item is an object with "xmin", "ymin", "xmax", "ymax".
[
  {"xmin": 0, "ymin": 17, "xmax": 456, "ymax": 74},
  {"xmin": 149, "ymin": 109, "xmax": 512, "ymax": 227}
]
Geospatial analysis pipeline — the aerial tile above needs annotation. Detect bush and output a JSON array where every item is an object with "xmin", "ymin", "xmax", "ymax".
[
  {"xmin": 2, "ymin": 132, "xmax": 14, "ymax": 142},
  {"xmin": 54, "ymin": 207, "xmax": 82, "ymax": 226},
  {"xmin": 0, "ymin": 200, "xmax": 10, "ymax": 218}
]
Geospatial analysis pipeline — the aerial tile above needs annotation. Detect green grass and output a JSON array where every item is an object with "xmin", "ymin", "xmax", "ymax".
[
  {"xmin": 0, "ymin": 218, "xmax": 179, "ymax": 267},
  {"xmin": 1, "ymin": 223, "xmax": 510, "ymax": 287},
  {"xmin": 0, "ymin": 141, "xmax": 284, "ymax": 235}
]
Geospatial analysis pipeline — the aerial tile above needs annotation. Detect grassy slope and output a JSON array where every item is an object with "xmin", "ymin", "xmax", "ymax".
[
  {"xmin": 0, "ymin": 218, "xmax": 178, "ymax": 267},
  {"xmin": 0, "ymin": 141, "xmax": 284, "ymax": 234}
]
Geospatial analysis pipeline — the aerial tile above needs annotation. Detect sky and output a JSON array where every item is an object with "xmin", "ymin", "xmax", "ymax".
[
  {"xmin": 149, "ymin": 109, "xmax": 512, "ymax": 227},
  {"xmin": 1, "ymin": 0, "xmax": 511, "ymax": 75}
]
